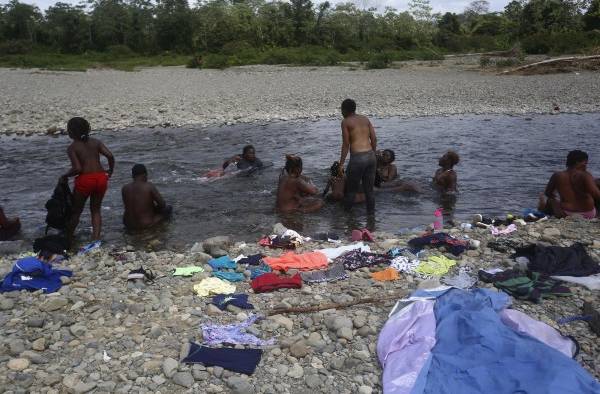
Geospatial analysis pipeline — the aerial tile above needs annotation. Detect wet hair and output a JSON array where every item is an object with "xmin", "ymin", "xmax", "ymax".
[
  {"xmin": 446, "ymin": 151, "xmax": 460, "ymax": 167},
  {"xmin": 67, "ymin": 117, "xmax": 90, "ymax": 141},
  {"xmin": 285, "ymin": 154, "xmax": 302, "ymax": 174},
  {"xmin": 330, "ymin": 161, "xmax": 340, "ymax": 177},
  {"xmin": 242, "ymin": 145, "xmax": 255, "ymax": 155},
  {"xmin": 383, "ymin": 149, "xmax": 395, "ymax": 162},
  {"xmin": 132, "ymin": 164, "xmax": 147, "ymax": 178},
  {"xmin": 341, "ymin": 99, "xmax": 356, "ymax": 114},
  {"xmin": 566, "ymin": 150, "xmax": 588, "ymax": 168}
]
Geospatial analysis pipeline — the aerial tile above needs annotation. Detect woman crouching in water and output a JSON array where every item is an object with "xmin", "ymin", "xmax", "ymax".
[{"xmin": 276, "ymin": 155, "xmax": 324, "ymax": 213}]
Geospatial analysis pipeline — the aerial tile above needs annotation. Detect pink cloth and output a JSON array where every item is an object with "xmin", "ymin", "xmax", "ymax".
[
  {"xmin": 563, "ymin": 208, "xmax": 596, "ymax": 220},
  {"xmin": 490, "ymin": 224, "xmax": 517, "ymax": 236}
]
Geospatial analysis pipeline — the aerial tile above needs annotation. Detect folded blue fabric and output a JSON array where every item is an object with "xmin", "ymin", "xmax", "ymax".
[
  {"xmin": 208, "ymin": 256, "xmax": 236, "ymax": 270},
  {"xmin": 212, "ymin": 294, "xmax": 254, "ymax": 310},
  {"xmin": 212, "ymin": 270, "xmax": 245, "ymax": 282},
  {"xmin": 417, "ymin": 288, "xmax": 600, "ymax": 394},
  {"xmin": 0, "ymin": 257, "xmax": 72, "ymax": 294},
  {"xmin": 250, "ymin": 264, "xmax": 272, "ymax": 279},
  {"xmin": 182, "ymin": 342, "xmax": 262, "ymax": 375}
]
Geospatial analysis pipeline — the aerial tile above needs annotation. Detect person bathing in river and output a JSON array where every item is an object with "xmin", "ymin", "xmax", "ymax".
[
  {"xmin": 538, "ymin": 150, "xmax": 600, "ymax": 219},
  {"xmin": 0, "ymin": 206, "xmax": 21, "ymax": 241},
  {"xmin": 324, "ymin": 161, "xmax": 365, "ymax": 203},
  {"xmin": 433, "ymin": 151, "xmax": 459, "ymax": 193},
  {"xmin": 60, "ymin": 117, "xmax": 114, "ymax": 243},
  {"xmin": 276, "ymin": 155, "xmax": 323, "ymax": 213},
  {"xmin": 376, "ymin": 149, "xmax": 421, "ymax": 192},
  {"xmin": 122, "ymin": 164, "xmax": 172, "ymax": 230},
  {"xmin": 205, "ymin": 145, "xmax": 264, "ymax": 178},
  {"xmin": 339, "ymin": 99, "xmax": 377, "ymax": 214}
]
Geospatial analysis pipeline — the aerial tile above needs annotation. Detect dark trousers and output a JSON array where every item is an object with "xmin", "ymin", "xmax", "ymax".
[{"xmin": 344, "ymin": 150, "xmax": 376, "ymax": 214}]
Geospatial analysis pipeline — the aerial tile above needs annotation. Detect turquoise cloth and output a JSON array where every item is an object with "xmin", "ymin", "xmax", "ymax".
[
  {"xmin": 213, "ymin": 271, "xmax": 245, "ymax": 282},
  {"xmin": 208, "ymin": 256, "xmax": 236, "ymax": 270},
  {"xmin": 250, "ymin": 264, "xmax": 272, "ymax": 279}
]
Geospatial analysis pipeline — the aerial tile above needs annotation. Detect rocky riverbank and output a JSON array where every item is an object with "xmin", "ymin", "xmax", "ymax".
[
  {"xmin": 1, "ymin": 61, "xmax": 600, "ymax": 135},
  {"xmin": 0, "ymin": 216, "xmax": 599, "ymax": 393}
]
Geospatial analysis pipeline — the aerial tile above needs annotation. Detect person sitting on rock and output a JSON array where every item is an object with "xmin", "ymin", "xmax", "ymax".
[
  {"xmin": 276, "ymin": 155, "xmax": 323, "ymax": 213},
  {"xmin": 222, "ymin": 145, "xmax": 264, "ymax": 171},
  {"xmin": 376, "ymin": 149, "xmax": 421, "ymax": 192},
  {"xmin": 433, "ymin": 151, "xmax": 459, "ymax": 193},
  {"xmin": 122, "ymin": 164, "xmax": 172, "ymax": 230},
  {"xmin": 538, "ymin": 150, "xmax": 600, "ymax": 219},
  {"xmin": 0, "ymin": 206, "xmax": 21, "ymax": 241}
]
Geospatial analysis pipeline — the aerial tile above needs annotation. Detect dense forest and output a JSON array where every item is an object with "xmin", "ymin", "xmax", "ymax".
[{"xmin": 0, "ymin": 0, "xmax": 599, "ymax": 68}]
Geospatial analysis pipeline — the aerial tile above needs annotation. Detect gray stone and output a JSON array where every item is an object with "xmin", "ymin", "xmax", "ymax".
[
  {"xmin": 353, "ymin": 315, "xmax": 367, "ymax": 328},
  {"xmin": 203, "ymin": 236, "xmax": 232, "ymax": 257},
  {"xmin": 32, "ymin": 337, "xmax": 46, "ymax": 351},
  {"xmin": 543, "ymin": 227, "xmax": 561, "ymax": 238},
  {"xmin": 287, "ymin": 364, "xmax": 304, "ymax": 379},
  {"xmin": 358, "ymin": 385, "xmax": 373, "ymax": 394},
  {"xmin": 306, "ymin": 332, "xmax": 325, "ymax": 349},
  {"xmin": 7, "ymin": 358, "xmax": 30, "ymax": 371},
  {"xmin": 290, "ymin": 341, "xmax": 309, "ymax": 358},
  {"xmin": 0, "ymin": 297, "xmax": 15, "ymax": 310},
  {"xmin": 162, "ymin": 357, "xmax": 178, "ymax": 378},
  {"xmin": 227, "ymin": 376, "xmax": 254, "ymax": 394},
  {"xmin": 9, "ymin": 339, "xmax": 25, "ymax": 356},
  {"xmin": 337, "ymin": 327, "xmax": 353, "ymax": 340},
  {"xmin": 305, "ymin": 374, "xmax": 322, "ymax": 389},
  {"xmin": 268, "ymin": 314, "xmax": 294, "ymax": 331},
  {"xmin": 21, "ymin": 350, "xmax": 48, "ymax": 364},
  {"xmin": 353, "ymin": 350, "xmax": 370, "ymax": 360},
  {"xmin": 0, "ymin": 240, "xmax": 26, "ymax": 255},
  {"xmin": 26, "ymin": 318, "xmax": 45, "ymax": 328},
  {"xmin": 73, "ymin": 381, "xmax": 97, "ymax": 393},
  {"xmin": 41, "ymin": 297, "xmax": 69, "ymax": 312},
  {"xmin": 152, "ymin": 375, "xmax": 166, "ymax": 386},
  {"xmin": 70, "ymin": 324, "xmax": 87, "ymax": 337},
  {"xmin": 325, "ymin": 315, "xmax": 353, "ymax": 332},
  {"xmin": 272, "ymin": 223, "xmax": 288, "ymax": 236},
  {"xmin": 213, "ymin": 366, "xmax": 224, "ymax": 378},
  {"xmin": 330, "ymin": 357, "xmax": 345, "ymax": 371},
  {"xmin": 172, "ymin": 372, "xmax": 194, "ymax": 388}
]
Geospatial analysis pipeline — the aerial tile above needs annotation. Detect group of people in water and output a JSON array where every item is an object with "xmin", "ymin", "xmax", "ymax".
[{"xmin": 0, "ymin": 99, "xmax": 599, "ymax": 245}]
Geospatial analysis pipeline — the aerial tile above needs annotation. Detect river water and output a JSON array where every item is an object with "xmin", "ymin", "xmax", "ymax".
[{"xmin": 1, "ymin": 113, "xmax": 599, "ymax": 249}]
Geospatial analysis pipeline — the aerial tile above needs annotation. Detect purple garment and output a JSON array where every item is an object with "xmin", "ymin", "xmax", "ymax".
[
  {"xmin": 377, "ymin": 300, "xmax": 437, "ymax": 394},
  {"xmin": 202, "ymin": 314, "xmax": 275, "ymax": 347},
  {"xmin": 500, "ymin": 308, "xmax": 576, "ymax": 358}
]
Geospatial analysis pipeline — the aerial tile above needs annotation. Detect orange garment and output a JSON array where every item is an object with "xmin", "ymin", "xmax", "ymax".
[
  {"xmin": 371, "ymin": 267, "xmax": 400, "ymax": 282},
  {"xmin": 264, "ymin": 251, "xmax": 328, "ymax": 272}
]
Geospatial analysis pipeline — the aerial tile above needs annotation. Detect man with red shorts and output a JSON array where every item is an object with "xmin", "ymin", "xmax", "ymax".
[{"xmin": 60, "ymin": 117, "xmax": 115, "ymax": 243}]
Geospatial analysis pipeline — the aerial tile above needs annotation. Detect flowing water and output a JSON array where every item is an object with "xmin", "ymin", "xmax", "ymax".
[{"xmin": 1, "ymin": 113, "xmax": 599, "ymax": 249}]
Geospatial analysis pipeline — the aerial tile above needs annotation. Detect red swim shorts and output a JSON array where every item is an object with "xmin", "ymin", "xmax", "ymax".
[{"xmin": 74, "ymin": 172, "xmax": 109, "ymax": 198}]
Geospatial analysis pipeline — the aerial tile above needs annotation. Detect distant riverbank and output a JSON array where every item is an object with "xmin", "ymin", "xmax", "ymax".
[{"xmin": 1, "ymin": 60, "xmax": 599, "ymax": 135}]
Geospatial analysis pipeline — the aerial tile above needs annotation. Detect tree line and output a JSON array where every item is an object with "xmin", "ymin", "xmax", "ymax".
[{"xmin": 1, "ymin": 0, "xmax": 599, "ymax": 64}]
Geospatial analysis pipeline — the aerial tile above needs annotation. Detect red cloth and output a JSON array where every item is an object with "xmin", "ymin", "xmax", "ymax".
[
  {"xmin": 74, "ymin": 172, "xmax": 109, "ymax": 197},
  {"xmin": 263, "ymin": 251, "xmax": 328, "ymax": 272},
  {"xmin": 251, "ymin": 273, "xmax": 302, "ymax": 293}
]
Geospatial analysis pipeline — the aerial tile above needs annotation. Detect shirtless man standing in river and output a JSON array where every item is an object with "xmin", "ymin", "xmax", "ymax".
[
  {"xmin": 339, "ymin": 99, "xmax": 377, "ymax": 214},
  {"xmin": 538, "ymin": 150, "xmax": 600, "ymax": 219},
  {"xmin": 122, "ymin": 164, "xmax": 172, "ymax": 230}
]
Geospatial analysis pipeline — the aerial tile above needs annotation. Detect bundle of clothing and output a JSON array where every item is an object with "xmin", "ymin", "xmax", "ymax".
[
  {"xmin": 0, "ymin": 256, "xmax": 72, "ymax": 294},
  {"xmin": 377, "ymin": 288, "xmax": 600, "ymax": 394},
  {"xmin": 408, "ymin": 233, "xmax": 469, "ymax": 256}
]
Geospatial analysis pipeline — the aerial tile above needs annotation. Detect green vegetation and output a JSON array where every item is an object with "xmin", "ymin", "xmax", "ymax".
[{"xmin": 0, "ymin": 0, "xmax": 599, "ymax": 71}]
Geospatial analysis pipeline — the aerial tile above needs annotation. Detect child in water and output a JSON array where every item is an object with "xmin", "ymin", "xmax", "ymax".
[
  {"xmin": 60, "ymin": 117, "xmax": 114, "ymax": 243},
  {"xmin": 433, "ymin": 151, "xmax": 459, "ymax": 193},
  {"xmin": 276, "ymin": 155, "xmax": 323, "ymax": 213}
]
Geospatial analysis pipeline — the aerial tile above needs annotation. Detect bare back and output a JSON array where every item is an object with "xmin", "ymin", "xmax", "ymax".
[
  {"xmin": 549, "ymin": 170, "xmax": 595, "ymax": 212},
  {"xmin": 276, "ymin": 175, "xmax": 318, "ymax": 212},
  {"xmin": 342, "ymin": 115, "xmax": 375, "ymax": 153},
  {"xmin": 122, "ymin": 181, "xmax": 164, "ymax": 229},
  {"xmin": 68, "ymin": 137, "xmax": 107, "ymax": 174}
]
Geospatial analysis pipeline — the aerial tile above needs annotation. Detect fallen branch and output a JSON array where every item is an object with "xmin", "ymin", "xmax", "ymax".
[
  {"xmin": 266, "ymin": 290, "xmax": 408, "ymax": 316},
  {"xmin": 500, "ymin": 55, "xmax": 600, "ymax": 75}
]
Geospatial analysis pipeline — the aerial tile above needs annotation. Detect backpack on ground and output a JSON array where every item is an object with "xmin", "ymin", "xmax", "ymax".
[{"xmin": 45, "ymin": 181, "xmax": 73, "ymax": 234}]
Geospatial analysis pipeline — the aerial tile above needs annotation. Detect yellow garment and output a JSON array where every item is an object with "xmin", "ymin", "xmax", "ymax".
[
  {"xmin": 415, "ymin": 255, "xmax": 456, "ymax": 277},
  {"xmin": 193, "ymin": 277, "xmax": 236, "ymax": 297},
  {"xmin": 371, "ymin": 267, "xmax": 400, "ymax": 281}
]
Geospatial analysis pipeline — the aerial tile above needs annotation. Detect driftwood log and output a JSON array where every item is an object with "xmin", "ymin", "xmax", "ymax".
[
  {"xmin": 266, "ymin": 290, "xmax": 408, "ymax": 316},
  {"xmin": 500, "ymin": 55, "xmax": 600, "ymax": 75}
]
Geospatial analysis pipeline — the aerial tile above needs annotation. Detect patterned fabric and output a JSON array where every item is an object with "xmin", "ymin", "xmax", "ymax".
[
  {"xmin": 479, "ymin": 269, "xmax": 571, "ymax": 303},
  {"xmin": 390, "ymin": 256, "xmax": 421, "ymax": 277},
  {"xmin": 441, "ymin": 266, "xmax": 477, "ymax": 289},
  {"xmin": 408, "ymin": 233, "xmax": 469, "ymax": 256},
  {"xmin": 301, "ymin": 263, "xmax": 348, "ymax": 283},
  {"xmin": 335, "ymin": 250, "xmax": 390, "ymax": 271},
  {"xmin": 201, "ymin": 314, "xmax": 275, "ymax": 347}
]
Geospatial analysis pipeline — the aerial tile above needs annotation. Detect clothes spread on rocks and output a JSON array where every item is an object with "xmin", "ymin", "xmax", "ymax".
[
  {"xmin": 390, "ymin": 256, "xmax": 421, "ymax": 276},
  {"xmin": 487, "ymin": 238, "xmax": 527, "ymax": 253},
  {"xmin": 0, "ymin": 256, "xmax": 72, "ymax": 294},
  {"xmin": 237, "ymin": 254, "xmax": 264, "ymax": 266},
  {"xmin": 201, "ymin": 314, "xmax": 275, "ymax": 347},
  {"xmin": 211, "ymin": 294, "xmax": 254, "ymax": 311},
  {"xmin": 193, "ymin": 277, "xmax": 236, "ymax": 297},
  {"xmin": 414, "ymin": 255, "xmax": 456, "ymax": 277},
  {"xmin": 172, "ymin": 266, "xmax": 204, "ymax": 276},
  {"xmin": 208, "ymin": 256, "xmax": 237, "ymax": 270},
  {"xmin": 251, "ymin": 273, "xmax": 302, "ymax": 293},
  {"xmin": 371, "ymin": 267, "xmax": 400, "ymax": 281},
  {"xmin": 300, "ymin": 263, "xmax": 348, "ymax": 283},
  {"xmin": 514, "ymin": 243, "xmax": 600, "ymax": 277},
  {"xmin": 212, "ymin": 271, "xmax": 245, "ymax": 282},
  {"xmin": 263, "ymin": 251, "xmax": 328, "ymax": 272},
  {"xmin": 258, "ymin": 235, "xmax": 299, "ymax": 250},
  {"xmin": 316, "ymin": 242, "xmax": 371, "ymax": 260},
  {"xmin": 335, "ymin": 250, "xmax": 390, "ymax": 271},
  {"xmin": 250, "ymin": 264, "xmax": 272, "ymax": 279},
  {"xmin": 479, "ymin": 269, "xmax": 571, "ymax": 303},
  {"xmin": 440, "ymin": 266, "xmax": 477, "ymax": 289},
  {"xmin": 408, "ymin": 233, "xmax": 469, "ymax": 256},
  {"xmin": 182, "ymin": 342, "xmax": 262, "ymax": 375},
  {"xmin": 490, "ymin": 224, "xmax": 517, "ymax": 236},
  {"xmin": 377, "ymin": 288, "xmax": 598, "ymax": 394}
]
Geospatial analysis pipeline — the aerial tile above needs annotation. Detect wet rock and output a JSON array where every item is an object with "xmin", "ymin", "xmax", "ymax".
[
  {"xmin": 203, "ymin": 236, "xmax": 231, "ymax": 257},
  {"xmin": 172, "ymin": 372, "xmax": 194, "ymax": 388},
  {"xmin": 7, "ymin": 358, "xmax": 30, "ymax": 371},
  {"xmin": 0, "ymin": 240, "xmax": 26, "ymax": 255}
]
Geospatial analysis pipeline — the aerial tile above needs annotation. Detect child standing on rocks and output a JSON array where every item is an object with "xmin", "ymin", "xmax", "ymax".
[{"xmin": 60, "ymin": 117, "xmax": 114, "ymax": 244}]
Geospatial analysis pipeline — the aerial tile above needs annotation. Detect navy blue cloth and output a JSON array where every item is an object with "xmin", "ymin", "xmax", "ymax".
[
  {"xmin": 418, "ymin": 289, "xmax": 600, "ymax": 394},
  {"xmin": 0, "ymin": 257, "xmax": 72, "ymax": 294},
  {"xmin": 408, "ymin": 233, "xmax": 468, "ymax": 256},
  {"xmin": 182, "ymin": 342, "xmax": 262, "ymax": 375},
  {"xmin": 238, "ymin": 254, "xmax": 264, "ymax": 266},
  {"xmin": 211, "ymin": 294, "xmax": 254, "ymax": 310}
]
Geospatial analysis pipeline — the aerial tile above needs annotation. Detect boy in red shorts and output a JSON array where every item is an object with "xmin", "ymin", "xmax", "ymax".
[{"xmin": 60, "ymin": 117, "xmax": 115, "ymax": 243}]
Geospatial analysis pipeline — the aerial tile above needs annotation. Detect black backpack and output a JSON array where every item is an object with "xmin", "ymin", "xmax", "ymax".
[{"xmin": 45, "ymin": 181, "xmax": 73, "ymax": 233}]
